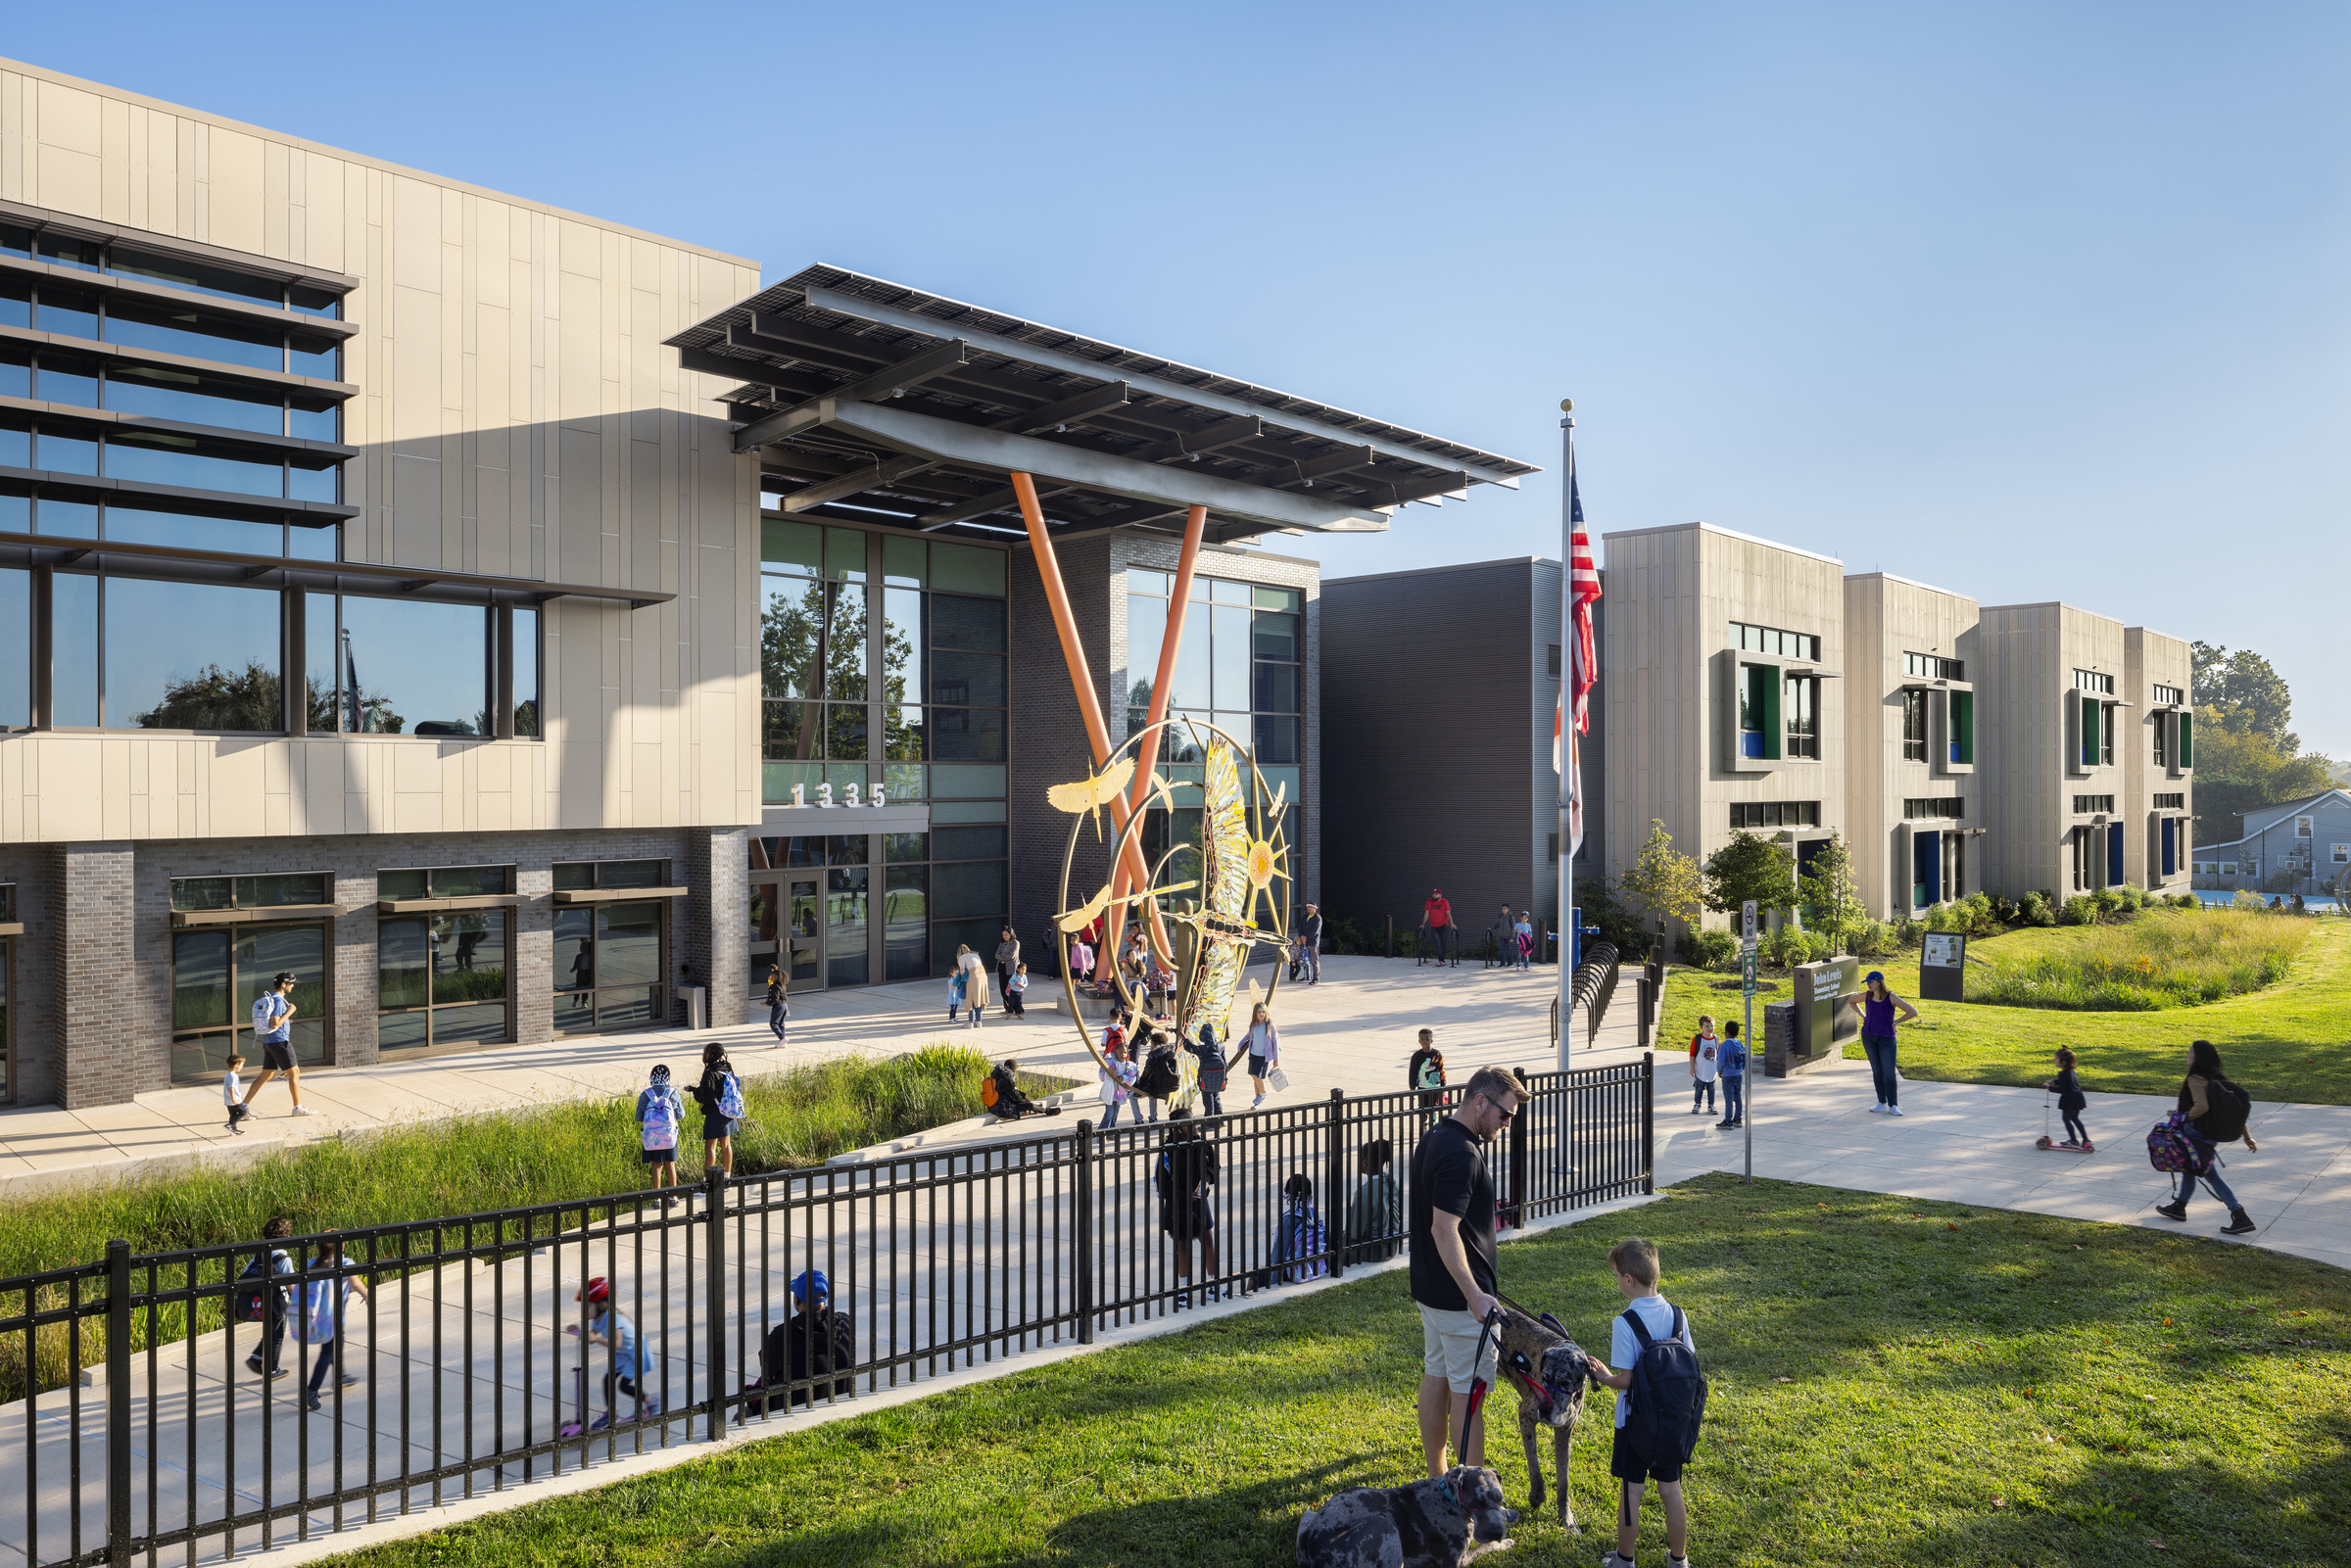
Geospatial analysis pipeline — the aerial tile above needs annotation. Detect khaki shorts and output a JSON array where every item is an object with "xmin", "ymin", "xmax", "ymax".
[{"xmin": 1418, "ymin": 1303, "xmax": 1500, "ymax": 1395}]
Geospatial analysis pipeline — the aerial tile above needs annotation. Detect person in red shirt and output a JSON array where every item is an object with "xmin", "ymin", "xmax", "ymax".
[{"xmin": 1421, "ymin": 889, "xmax": 1455, "ymax": 967}]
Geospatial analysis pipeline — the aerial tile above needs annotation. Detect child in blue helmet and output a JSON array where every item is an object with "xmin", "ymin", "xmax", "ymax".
[{"xmin": 753, "ymin": 1268, "xmax": 853, "ymax": 1412}]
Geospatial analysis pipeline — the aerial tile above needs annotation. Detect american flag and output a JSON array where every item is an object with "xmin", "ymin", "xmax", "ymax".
[{"xmin": 1556, "ymin": 457, "xmax": 1600, "ymax": 860}]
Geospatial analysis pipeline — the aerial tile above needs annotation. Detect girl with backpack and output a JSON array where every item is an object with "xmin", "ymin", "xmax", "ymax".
[
  {"xmin": 1269, "ymin": 1172, "xmax": 1328, "ymax": 1284},
  {"xmin": 1155, "ymin": 1110, "xmax": 1220, "ymax": 1307},
  {"xmin": 1187, "ymin": 1022, "xmax": 1228, "ymax": 1117},
  {"xmin": 298, "ymin": 1234, "xmax": 367, "ymax": 1413},
  {"xmin": 765, "ymin": 964, "xmax": 788, "ymax": 1048},
  {"xmin": 694, "ymin": 1042, "xmax": 744, "ymax": 1179},
  {"xmin": 2154, "ymin": 1039, "xmax": 2260, "ymax": 1235},
  {"xmin": 1097, "ymin": 1035, "xmax": 1139, "ymax": 1130},
  {"xmin": 636, "ymin": 1065, "xmax": 690, "ymax": 1205}
]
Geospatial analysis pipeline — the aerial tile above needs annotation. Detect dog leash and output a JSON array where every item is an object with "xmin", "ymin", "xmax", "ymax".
[{"xmin": 1459, "ymin": 1307, "xmax": 1501, "ymax": 1461}]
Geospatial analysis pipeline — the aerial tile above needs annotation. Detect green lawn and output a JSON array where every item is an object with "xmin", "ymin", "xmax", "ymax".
[
  {"xmin": 1664, "ymin": 920, "xmax": 2351, "ymax": 1105},
  {"xmin": 322, "ymin": 1175, "xmax": 2349, "ymax": 1568}
]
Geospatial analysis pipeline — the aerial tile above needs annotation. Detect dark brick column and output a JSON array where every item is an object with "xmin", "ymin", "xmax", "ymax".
[
  {"xmin": 53, "ymin": 841, "xmax": 138, "ymax": 1109},
  {"xmin": 682, "ymin": 827, "xmax": 749, "ymax": 1028}
]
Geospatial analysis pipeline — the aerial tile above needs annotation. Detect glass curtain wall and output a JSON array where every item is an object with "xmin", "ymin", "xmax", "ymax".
[
  {"xmin": 0, "ymin": 883, "xmax": 13, "ymax": 1103},
  {"xmin": 758, "ymin": 515, "xmax": 1010, "ymax": 979},
  {"xmin": 1124, "ymin": 568, "xmax": 1304, "ymax": 920},
  {"xmin": 377, "ymin": 867, "xmax": 515, "ymax": 1053},
  {"xmin": 552, "ymin": 860, "xmax": 669, "ymax": 1033},
  {"xmin": 168, "ymin": 875, "xmax": 333, "ymax": 1082}
]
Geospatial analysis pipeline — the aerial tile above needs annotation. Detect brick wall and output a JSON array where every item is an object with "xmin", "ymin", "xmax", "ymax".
[
  {"xmin": 681, "ymin": 827, "xmax": 750, "ymax": 1028},
  {"xmin": 53, "ymin": 843, "xmax": 136, "ymax": 1109}
]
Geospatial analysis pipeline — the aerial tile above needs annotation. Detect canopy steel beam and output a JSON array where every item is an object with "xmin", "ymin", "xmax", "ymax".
[
  {"xmin": 778, "ymin": 454, "xmax": 939, "ymax": 512},
  {"xmin": 802, "ymin": 283, "xmax": 1527, "ymax": 488},
  {"xmin": 733, "ymin": 340, "xmax": 974, "ymax": 452}
]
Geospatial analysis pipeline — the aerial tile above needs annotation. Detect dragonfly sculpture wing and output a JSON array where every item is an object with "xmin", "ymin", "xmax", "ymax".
[{"xmin": 1178, "ymin": 737, "xmax": 1255, "ymax": 1041}]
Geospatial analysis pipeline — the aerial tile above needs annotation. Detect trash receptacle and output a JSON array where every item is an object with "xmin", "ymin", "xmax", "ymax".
[{"xmin": 674, "ymin": 985, "xmax": 707, "ymax": 1032}]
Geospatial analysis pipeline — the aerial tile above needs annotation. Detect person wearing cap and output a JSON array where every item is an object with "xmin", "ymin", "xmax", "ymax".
[
  {"xmin": 753, "ymin": 1269, "xmax": 853, "ymax": 1412},
  {"xmin": 563, "ymin": 1275, "xmax": 660, "ymax": 1434},
  {"xmin": 1299, "ymin": 902, "xmax": 1323, "ymax": 985},
  {"xmin": 239, "ymin": 970, "xmax": 312, "ymax": 1117},
  {"xmin": 1845, "ymin": 971, "xmax": 1920, "ymax": 1116}
]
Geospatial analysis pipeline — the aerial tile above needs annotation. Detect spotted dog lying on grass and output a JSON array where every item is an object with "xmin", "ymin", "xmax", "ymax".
[{"xmin": 1296, "ymin": 1464, "xmax": 1519, "ymax": 1567}]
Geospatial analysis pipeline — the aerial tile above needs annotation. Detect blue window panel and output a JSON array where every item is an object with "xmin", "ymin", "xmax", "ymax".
[{"xmin": 106, "ymin": 434, "xmax": 283, "ymax": 497}]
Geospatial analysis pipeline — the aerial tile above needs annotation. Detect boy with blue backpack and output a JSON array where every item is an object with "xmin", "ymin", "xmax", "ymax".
[
  {"xmin": 1714, "ymin": 1022, "xmax": 1748, "ymax": 1129},
  {"xmin": 1584, "ymin": 1236, "xmax": 1704, "ymax": 1568},
  {"xmin": 636, "ymin": 1065, "xmax": 690, "ymax": 1204}
]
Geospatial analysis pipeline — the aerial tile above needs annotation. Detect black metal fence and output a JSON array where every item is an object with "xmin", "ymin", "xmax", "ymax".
[{"xmin": 0, "ymin": 1059, "xmax": 1653, "ymax": 1568}]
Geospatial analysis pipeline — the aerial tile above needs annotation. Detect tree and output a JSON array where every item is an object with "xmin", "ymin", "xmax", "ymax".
[
  {"xmin": 2191, "ymin": 641, "xmax": 2297, "ymax": 753},
  {"xmin": 1615, "ymin": 820, "xmax": 1704, "ymax": 935},
  {"xmin": 1701, "ymin": 831, "xmax": 1798, "ymax": 915},
  {"xmin": 131, "ymin": 661, "xmax": 282, "ymax": 732},
  {"xmin": 1797, "ymin": 832, "xmax": 1868, "ymax": 949},
  {"xmin": 2190, "ymin": 725, "xmax": 2337, "ymax": 842}
]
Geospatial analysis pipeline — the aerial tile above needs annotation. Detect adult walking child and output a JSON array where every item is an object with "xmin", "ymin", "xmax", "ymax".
[
  {"xmin": 947, "ymin": 963, "xmax": 967, "ymax": 1023},
  {"xmin": 636, "ymin": 1065, "xmax": 690, "ymax": 1204},
  {"xmin": 239, "ymin": 972, "xmax": 312, "ymax": 1118},
  {"xmin": 693, "ymin": 1042, "xmax": 744, "ymax": 1179},
  {"xmin": 2155, "ymin": 1039, "xmax": 2261, "ymax": 1235},
  {"xmin": 563, "ymin": 1276, "xmax": 661, "ymax": 1433},
  {"xmin": 1188, "ymin": 1022, "xmax": 1228, "ymax": 1117},
  {"xmin": 2045, "ymin": 1048, "xmax": 2089, "ymax": 1149},
  {"xmin": 1299, "ymin": 902, "xmax": 1323, "ymax": 984},
  {"xmin": 1584, "ymin": 1236, "xmax": 1701, "ymax": 1568},
  {"xmin": 1097, "ymin": 1036, "xmax": 1139, "ymax": 1130},
  {"xmin": 1714, "ymin": 1022, "xmax": 1748, "ymax": 1128},
  {"xmin": 1688, "ymin": 1017, "xmax": 1721, "ymax": 1116},
  {"xmin": 1238, "ymin": 1001, "xmax": 1281, "ymax": 1109},
  {"xmin": 994, "ymin": 927, "xmax": 1021, "ymax": 1000},
  {"xmin": 1155, "ymin": 1109, "xmax": 1220, "ymax": 1307},
  {"xmin": 765, "ymin": 964, "xmax": 788, "ymax": 1047},
  {"xmin": 298, "ymin": 1234, "xmax": 367, "ymax": 1412},
  {"xmin": 1845, "ymin": 971, "xmax": 1919, "ymax": 1116},
  {"xmin": 1409, "ymin": 1065, "xmax": 1520, "ymax": 1479},
  {"xmin": 957, "ymin": 944, "xmax": 991, "ymax": 1027}
]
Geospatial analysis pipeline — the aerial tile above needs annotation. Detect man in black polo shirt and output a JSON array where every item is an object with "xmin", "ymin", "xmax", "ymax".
[{"xmin": 1408, "ymin": 1064, "xmax": 1520, "ymax": 1480}]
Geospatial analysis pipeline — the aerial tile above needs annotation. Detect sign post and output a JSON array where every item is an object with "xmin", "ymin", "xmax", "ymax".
[{"xmin": 1740, "ymin": 901, "xmax": 1757, "ymax": 1180}]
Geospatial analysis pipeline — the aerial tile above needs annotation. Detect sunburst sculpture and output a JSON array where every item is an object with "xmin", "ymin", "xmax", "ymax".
[{"xmin": 1048, "ymin": 716, "xmax": 1293, "ymax": 1105}]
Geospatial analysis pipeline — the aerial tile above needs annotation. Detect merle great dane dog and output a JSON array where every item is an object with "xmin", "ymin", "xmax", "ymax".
[
  {"xmin": 1296, "ymin": 1465, "xmax": 1520, "ymax": 1567},
  {"xmin": 1490, "ymin": 1301, "xmax": 1594, "ymax": 1530}
]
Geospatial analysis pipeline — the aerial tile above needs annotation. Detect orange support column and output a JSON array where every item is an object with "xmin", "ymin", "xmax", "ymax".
[
  {"xmin": 1107, "ymin": 505, "xmax": 1207, "ymax": 951},
  {"xmin": 1010, "ymin": 472, "xmax": 1163, "ymax": 939}
]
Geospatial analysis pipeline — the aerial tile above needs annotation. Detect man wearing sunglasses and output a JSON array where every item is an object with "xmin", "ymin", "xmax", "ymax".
[{"xmin": 1409, "ymin": 1065, "xmax": 1521, "ymax": 1480}]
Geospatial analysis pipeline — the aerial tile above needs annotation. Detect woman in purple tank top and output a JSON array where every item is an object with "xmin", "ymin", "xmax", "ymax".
[{"xmin": 1845, "ymin": 971, "xmax": 1919, "ymax": 1115}]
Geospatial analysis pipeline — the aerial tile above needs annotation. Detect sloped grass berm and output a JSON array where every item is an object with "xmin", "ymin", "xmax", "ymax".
[
  {"xmin": 1663, "ymin": 921, "xmax": 2351, "ymax": 1105},
  {"xmin": 319, "ymin": 1175, "xmax": 2349, "ymax": 1568},
  {"xmin": 0, "ymin": 1046, "xmax": 1072, "ymax": 1282},
  {"xmin": 1965, "ymin": 909, "xmax": 2309, "ymax": 1010}
]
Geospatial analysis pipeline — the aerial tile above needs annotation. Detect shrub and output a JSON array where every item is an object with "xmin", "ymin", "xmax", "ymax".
[
  {"xmin": 2089, "ymin": 887, "xmax": 2122, "ymax": 917},
  {"xmin": 1849, "ymin": 920, "xmax": 1899, "ymax": 959},
  {"xmin": 1988, "ymin": 892, "xmax": 2019, "ymax": 926},
  {"xmin": 1923, "ymin": 903, "xmax": 1954, "ymax": 933},
  {"xmin": 2058, "ymin": 895, "xmax": 2096, "ymax": 926},
  {"xmin": 2017, "ymin": 890, "xmax": 2057, "ymax": 927},
  {"xmin": 1894, "ymin": 918, "xmax": 1924, "ymax": 948},
  {"xmin": 1801, "ymin": 930, "xmax": 1834, "ymax": 964},
  {"xmin": 1694, "ymin": 929, "xmax": 1739, "ymax": 970}
]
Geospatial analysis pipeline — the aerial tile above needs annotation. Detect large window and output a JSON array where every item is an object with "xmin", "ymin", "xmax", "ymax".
[
  {"xmin": 3, "ymin": 223, "xmax": 343, "ymax": 317},
  {"xmin": 1, "ymin": 345, "xmax": 339, "ymax": 440},
  {"xmin": 553, "ymin": 861, "xmax": 671, "ymax": 1033},
  {"xmin": 43, "ymin": 572, "xmax": 282, "ymax": 730},
  {"xmin": 168, "ymin": 874, "xmax": 334, "ymax": 1083},
  {"xmin": 377, "ymin": 866, "xmax": 514, "ymax": 1055},
  {"xmin": 1737, "ymin": 663, "xmax": 1777, "ymax": 760},
  {"xmin": 0, "ymin": 414, "xmax": 339, "ymax": 501},
  {"xmin": 1900, "ymin": 689, "xmax": 1929, "ymax": 762},
  {"xmin": 326, "ymin": 596, "xmax": 494, "ymax": 736},
  {"xmin": 0, "ymin": 273, "xmax": 343, "ymax": 379},
  {"xmin": 1903, "ymin": 798, "xmax": 1965, "ymax": 820},
  {"xmin": 1729, "ymin": 621, "xmax": 1821, "ymax": 662},
  {"xmin": 0, "ymin": 883, "xmax": 15, "ymax": 1104},
  {"xmin": 1729, "ymin": 800, "xmax": 1820, "ymax": 830},
  {"xmin": 2074, "ymin": 669, "xmax": 2115, "ymax": 693},
  {"xmin": 1903, "ymin": 651, "xmax": 1963, "ymax": 681},
  {"xmin": 1783, "ymin": 674, "xmax": 1819, "ymax": 759},
  {"xmin": 1125, "ymin": 569, "xmax": 1304, "ymax": 789},
  {"xmin": 0, "ymin": 568, "xmax": 27, "ymax": 728},
  {"xmin": 2072, "ymin": 794, "xmax": 2115, "ymax": 816},
  {"xmin": 1, "ymin": 483, "xmax": 341, "ymax": 558}
]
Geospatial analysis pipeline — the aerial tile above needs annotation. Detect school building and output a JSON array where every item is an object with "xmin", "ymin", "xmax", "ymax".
[{"xmin": 0, "ymin": 58, "xmax": 1534, "ymax": 1109}]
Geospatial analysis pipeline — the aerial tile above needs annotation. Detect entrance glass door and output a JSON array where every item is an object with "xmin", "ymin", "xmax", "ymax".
[
  {"xmin": 751, "ymin": 874, "xmax": 826, "ymax": 993},
  {"xmin": 828, "ymin": 868, "xmax": 869, "ymax": 987}
]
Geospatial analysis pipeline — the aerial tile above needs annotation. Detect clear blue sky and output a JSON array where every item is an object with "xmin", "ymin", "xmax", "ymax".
[{"xmin": 17, "ymin": 3, "xmax": 2348, "ymax": 755}]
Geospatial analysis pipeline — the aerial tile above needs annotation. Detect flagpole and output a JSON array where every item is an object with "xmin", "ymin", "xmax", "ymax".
[{"xmin": 1558, "ymin": 400, "xmax": 1575, "ymax": 1079}]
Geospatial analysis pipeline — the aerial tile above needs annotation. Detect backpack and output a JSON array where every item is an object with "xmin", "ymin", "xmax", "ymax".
[
  {"xmin": 1620, "ymin": 1306, "xmax": 1706, "ymax": 1468},
  {"xmin": 1281, "ymin": 1206, "xmax": 1327, "ymax": 1283},
  {"xmin": 1136, "ymin": 1045, "xmax": 1179, "ymax": 1098},
  {"xmin": 2195, "ymin": 1077, "xmax": 2251, "ymax": 1144},
  {"xmin": 641, "ymin": 1089, "xmax": 679, "ymax": 1152},
  {"xmin": 716, "ymin": 1070, "xmax": 745, "ymax": 1120},
  {"xmin": 1415, "ymin": 1051, "xmax": 1447, "ymax": 1092},
  {"xmin": 2145, "ymin": 1113, "xmax": 2211, "ymax": 1175},
  {"xmin": 231, "ymin": 1250, "xmax": 285, "ymax": 1322},
  {"xmin": 980, "ymin": 1076, "xmax": 1001, "ymax": 1109}
]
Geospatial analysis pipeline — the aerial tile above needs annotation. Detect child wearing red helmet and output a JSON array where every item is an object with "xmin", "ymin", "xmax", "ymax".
[{"xmin": 562, "ymin": 1275, "xmax": 660, "ymax": 1435}]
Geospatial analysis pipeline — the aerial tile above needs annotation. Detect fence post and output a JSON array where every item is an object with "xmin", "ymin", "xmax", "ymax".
[
  {"xmin": 106, "ymin": 1238, "xmax": 130, "ymax": 1568},
  {"xmin": 1074, "ymin": 1120, "xmax": 1095, "ymax": 1344},
  {"xmin": 1635, "ymin": 975, "xmax": 1651, "ymax": 1050},
  {"xmin": 1324, "ymin": 1089, "xmax": 1347, "ymax": 1278},
  {"xmin": 703, "ymin": 1168, "xmax": 726, "ymax": 1442},
  {"xmin": 1642, "ymin": 1052, "xmax": 1656, "ymax": 1194},
  {"xmin": 1384, "ymin": 915, "xmax": 1393, "ymax": 960}
]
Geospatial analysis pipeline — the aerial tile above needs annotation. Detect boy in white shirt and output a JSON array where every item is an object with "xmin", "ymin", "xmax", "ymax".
[
  {"xmin": 1688, "ymin": 1017, "xmax": 1721, "ymax": 1117},
  {"xmin": 1584, "ymin": 1236, "xmax": 1698, "ymax": 1568},
  {"xmin": 223, "ymin": 1053, "xmax": 251, "ymax": 1133}
]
